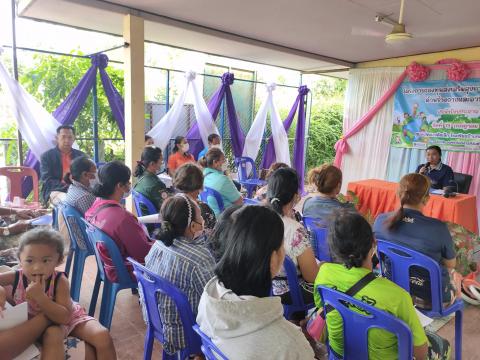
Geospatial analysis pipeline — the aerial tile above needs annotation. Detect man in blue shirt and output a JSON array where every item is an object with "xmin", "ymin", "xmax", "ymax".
[
  {"xmin": 415, "ymin": 145, "xmax": 454, "ymax": 189},
  {"xmin": 197, "ymin": 133, "xmax": 221, "ymax": 161}
]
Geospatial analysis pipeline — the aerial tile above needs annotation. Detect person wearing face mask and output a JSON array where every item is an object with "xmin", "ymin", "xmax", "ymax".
[
  {"xmin": 200, "ymin": 148, "xmax": 243, "ymax": 216},
  {"xmin": 167, "ymin": 136, "xmax": 195, "ymax": 177},
  {"xmin": 143, "ymin": 194, "xmax": 215, "ymax": 356},
  {"xmin": 268, "ymin": 167, "xmax": 319, "ymax": 316},
  {"xmin": 197, "ymin": 133, "xmax": 221, "ymax": 161},
  {"xmin": 64, "ymin": 156, "xmax": 98, "ymax": 215},
  {"xmin": 133, "ymin": 146, "xmax": 172, "ymax": 216},
  {"xmin": 172, "ymin": 163, "xmax": 216, "ymax": 234},
  {"xmin": 85, "ymin": 161, "xmax": 152, "ymax": 282}
]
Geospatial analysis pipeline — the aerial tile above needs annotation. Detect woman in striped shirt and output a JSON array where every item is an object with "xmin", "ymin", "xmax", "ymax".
[{"xmin": 142, "ymin": 194, "xmax": 215, "ymax": 355}]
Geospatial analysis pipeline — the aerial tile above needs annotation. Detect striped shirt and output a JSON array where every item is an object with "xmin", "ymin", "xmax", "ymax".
[
  {"xmin": 143, "ymin": 237, "xmax": 215, "ymax": 354},
  {"xmin": 64, "ymin": 180, "xmax": 96, "ymax": 215}
]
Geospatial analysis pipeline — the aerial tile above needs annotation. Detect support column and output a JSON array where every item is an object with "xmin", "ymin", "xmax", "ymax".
[{"xmin": 123, "ymin": 14, "xmax": 144, "ymax": 212}]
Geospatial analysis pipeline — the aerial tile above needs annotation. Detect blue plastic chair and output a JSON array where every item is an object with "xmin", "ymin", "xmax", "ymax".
[
  {"xmin": 317, "ymin": 285, "xmax": 413, "ymax": 360},
  {"xmin": 192, "ymin": 324, "xmax": 229, "ymax": 360},
  {"xmin": 128, "ymin": 258, "xmax": 201, "ymax": 360},
  {"xmin": 377, "ymin": 239, "xmax": 463, "ymax": 360},
  {"xmin": 80, "ymin": 218, "xmax": 138, "ymax": 329},
  {"xmin": 243, "ymin": 197, "xmax": 260, "ymax": 205},
  {"xmin": 60, "ymin": 203, "xmax": 101, "ymax": 312},
  {"xmin": 51, "ymin": 205, "xmax": 59, "ymax": 231},
  {"xmin": 199, "ymin": 187, "xmax": 225, "ymax": 213},
  {"xmin": 303, "ymin": 217, "xmax": 331, "ymax": 261},
  {"xmin": 132, "ymin": 189, "xmax": 159, "ymax": 216},
  {"xmin": 279, "ymin": 255, "xmax": 314, "ymax": 319},
  {"xmin": 234, "ymin": 157, "xmax": 266, "ymax": 198}
]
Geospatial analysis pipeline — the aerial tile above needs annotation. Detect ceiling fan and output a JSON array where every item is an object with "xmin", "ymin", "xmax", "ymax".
[
  {"xmin": 379, "ymin": 0, "xmax": 412, "ymax": 43},
  {"xmin": 351, "ymin": 0, "xmax": 412, "ymax": 44}
]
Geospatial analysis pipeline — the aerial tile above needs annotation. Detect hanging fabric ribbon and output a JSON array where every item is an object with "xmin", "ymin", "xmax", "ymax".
[
  {"xmin": 148, "ymin": 71, "xmax": 219, "ymax": 152},
  {"xmin": 261, "ymin": 85, "xmax": 309, "ymax": 191},
  {"xmin": 186, "ymin": 72, "xmax": 245, "ymax": 158},
  {"xmin": 333, "ymin": 70, "xmax": 407, "ymax": 168},
  {"xmin": 243, "ymin": 83, "xmax": 291, "ymax": 171},
  {"xmin": 0, "ymin": 47, "xmax": 60, "ymax": 161}
]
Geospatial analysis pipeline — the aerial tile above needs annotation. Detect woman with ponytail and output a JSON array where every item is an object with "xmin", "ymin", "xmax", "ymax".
[
  {"xmin": 143, "ymin": 195, "xmax": 215, "ymax": 355},
  {"xmin": 133, "ymin": 146, "xmax": 171, "ymax": 215},
  {"xmin": 85, "ymin": 161, "xmax": 152, "ymax": 282},
  {"xmin": 373, "ymin": 173, "xmax": 457, "ymax": 308},
  {"xmin": 64, "ymin": 156, "xmax": 97, "ymax": 214},
  {"xmin": 315, "ymin": 210, "xmax": 433, "ymax": 360},
  {"xmin": 267, "ymin": 168, "xmax": 319, "ymax": 312}
]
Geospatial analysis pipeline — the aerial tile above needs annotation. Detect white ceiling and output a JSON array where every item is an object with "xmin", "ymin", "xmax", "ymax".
[{"xmin": 18, "ymin": 0, "xmax": 480, "ymax": 72}]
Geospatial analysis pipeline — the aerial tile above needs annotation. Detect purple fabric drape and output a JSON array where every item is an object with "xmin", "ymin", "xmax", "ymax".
[
  {"xmin": 97, "ymin": 55, "xmax": 125, "ymax": 139},
  {"xmin": 186, "ymin": 73, "xmax": 245, "ymax": 158},
  {"xmin": 22, "ymin": 54, "xmax": 125, "ymax": 196},
  {"xmin": 260, "ymin": 85, "xmax": 309, "ymax": 191}
]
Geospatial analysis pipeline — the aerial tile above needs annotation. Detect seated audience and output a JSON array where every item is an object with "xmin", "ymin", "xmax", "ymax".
[
  {"xmin": 373, "ymin": 173, "xmax": 457, "ymax": 307},
  {"xmin": 172, "ymin": 163, "xmax": 216, "ymax": 232},
  {"xmin": 40, "ymin": 125, "xmax": 85, "ymax": 205},
  {"xmin": 302, "ymin": 164, "xmax": 356, "ymax": 221},
  {"xmin": 167, "ymin": 136, "xmax": 195, "ymax": 176},
  {"xmin": 315, "ymin": 210, "xmax": 451, "ymax": 359},
  {"xmin": 207, "ymin": 204, "xmax": 242, "ymax": 262},
  {"xmin": 196, "ymin": 205, "xmax": 315, "ymax": 359},
  {"xmin": 254, "ymin": 162, "xmax": 288, "ymax": 201},
  {"xmin": 201, "ymin": 148, "xmax": 243, "ymax": 215},
  {"xmin": 144, "ymin": 134, "xmax": 154, "ymax": 146},
  {"xmin": 416, "ymin": 145, "xmax": 454, "ymax": 190},
  {"xmin": 143, "ymin": 195, "xmax": 215, "ymax": 356},
  {"xmin": 197, "ymin": 133, "xmax": 221, "ymax": 161},
  {"xmin": 85, "ymin": 161, "xmax": 152, "ymax": 282},
  {"xmin": 64, "ymin": 156, "xmax": 97, "ymax": 215},
  {"xmin": 267, "ymin": 168, "xmax": 319, "ymax": 307},
  {"xmin": 133, "ymin": 146, "xmax": 170, "ymax": 215},
  {"xmin": 0, "ymin": 228, "xmax": 116, "ymax": 359}
]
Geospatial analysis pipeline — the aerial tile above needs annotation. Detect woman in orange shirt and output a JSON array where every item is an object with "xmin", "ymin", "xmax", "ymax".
[{"xmin": 167, "ymin": 136, "xmax": 195, "ymax": 176}]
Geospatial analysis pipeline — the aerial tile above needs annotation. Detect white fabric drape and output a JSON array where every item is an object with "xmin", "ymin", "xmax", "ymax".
[
  {"xmin": 243, "ymin": 83, "xmax": 290, "ymax": 167},
  {"xmin": 340, "ymin": 67, "xmax": 405, "ymax": 192},
  {"xmin": 147, "ymin": 71, "xmax": 219, "ymax": 151},
  {"xmin": 0, "ymin": 51, "xmax": 59, "ymax": 160}
]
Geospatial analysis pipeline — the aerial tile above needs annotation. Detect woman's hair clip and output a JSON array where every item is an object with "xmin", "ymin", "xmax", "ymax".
[{"xmin": 270, "ymin": 197, "xmax": 281, "ymax": 204}]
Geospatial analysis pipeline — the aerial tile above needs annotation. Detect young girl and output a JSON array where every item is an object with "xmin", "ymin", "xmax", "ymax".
[{"xmin": 0, "ymin": 228, "xmax": 116, "ymax": 360}]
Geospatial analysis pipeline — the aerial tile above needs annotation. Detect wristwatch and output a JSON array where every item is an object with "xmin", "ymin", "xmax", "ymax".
[{"xmin": 2, "ymin": 227, "xmax": 10, "ymax": 236}]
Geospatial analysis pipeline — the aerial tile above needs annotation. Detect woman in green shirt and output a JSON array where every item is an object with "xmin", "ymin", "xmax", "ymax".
[
  {"xmin": 133, "ymin": 146, "xmax": 170, "ymax": 215},
  {"xmin": 315, "ymin": 210, "xmax": 444, "ymax": 360}
]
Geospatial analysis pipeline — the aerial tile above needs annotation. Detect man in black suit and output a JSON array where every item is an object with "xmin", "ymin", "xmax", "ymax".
[{"xmin": 40, "ymin": 125, "xmax": 85, "ymax": 204}]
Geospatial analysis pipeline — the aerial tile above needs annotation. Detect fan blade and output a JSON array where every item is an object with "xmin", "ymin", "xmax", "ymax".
[
  {"xmin": 351, "ymin": 27, "xmax": 385, "ymax": 37},
  {"xmin": 416, "ymin": 25, "xmax": 480, "ymax": 38}
]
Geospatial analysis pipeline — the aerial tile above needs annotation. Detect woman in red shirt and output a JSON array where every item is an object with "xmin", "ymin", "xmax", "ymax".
[
  {"xmin": 167, "ymin": 136, "xmax": 195, "ymax": 176},
  {"xmin": 85, "ymin": 161, "xmax": 152, "ymax": 282}
]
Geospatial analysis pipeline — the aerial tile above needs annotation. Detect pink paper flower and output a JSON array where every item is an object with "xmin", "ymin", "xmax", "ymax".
[
  {"xmin": 406, "ymin": 62, "xmax": 430, "ymax": 82},
  {"xmin": 447, "ymin": 61, "xmax": 470, "ymax": 81}
]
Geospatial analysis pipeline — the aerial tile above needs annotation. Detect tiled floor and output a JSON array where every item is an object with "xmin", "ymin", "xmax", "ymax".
[{"xmin": 72, "ymin": 257, "xmax": 478, "ymax": 360}]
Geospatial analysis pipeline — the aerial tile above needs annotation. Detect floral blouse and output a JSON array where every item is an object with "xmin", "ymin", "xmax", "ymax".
[{"xmin": 272, "ymin": 215, "xmax": 312, "ymax": 295}]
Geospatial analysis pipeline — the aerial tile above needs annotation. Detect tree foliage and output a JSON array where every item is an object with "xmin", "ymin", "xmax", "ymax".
[{"xmin": 306, "ymin": 77, "xmax": 346, "ymax": 170}]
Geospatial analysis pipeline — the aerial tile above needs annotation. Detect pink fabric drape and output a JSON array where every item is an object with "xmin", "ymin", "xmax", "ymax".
[
  {"xmin": 446, "ymin": 152, "xmax": 480, "ymax": 226},
  {"xmin": 334, "ymin": 70, "xmax": 407, "ymax": 167}
]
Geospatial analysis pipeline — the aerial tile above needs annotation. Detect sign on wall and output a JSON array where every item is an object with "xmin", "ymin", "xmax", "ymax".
[{"xmin": 391, "ymin": 79, "xmax": 480, "ymax": 152}]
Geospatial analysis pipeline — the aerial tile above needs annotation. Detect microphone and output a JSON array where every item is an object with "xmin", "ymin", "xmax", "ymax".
[{"xmin": 424, "ymin": 162, "xmax": 430, "ymax": 170}]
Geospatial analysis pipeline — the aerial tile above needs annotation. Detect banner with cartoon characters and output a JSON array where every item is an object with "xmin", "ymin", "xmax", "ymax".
[{"xmin": 391, "ymin": 79, "xmax": 480, "ymax": 152}]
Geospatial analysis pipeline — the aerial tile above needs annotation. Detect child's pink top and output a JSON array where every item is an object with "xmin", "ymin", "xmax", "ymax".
[{"xmin": 12, "ymin": 269, "xmax": 94, "ymax": 336}]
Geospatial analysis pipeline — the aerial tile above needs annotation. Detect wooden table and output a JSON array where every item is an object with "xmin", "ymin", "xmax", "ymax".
[{"xmin": 348, "ymin": 179, "xmax": 479, "ymax": 234}]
